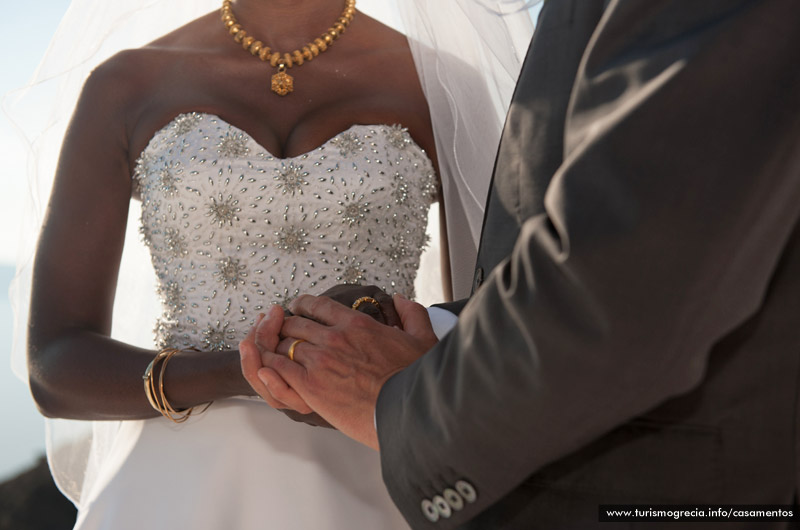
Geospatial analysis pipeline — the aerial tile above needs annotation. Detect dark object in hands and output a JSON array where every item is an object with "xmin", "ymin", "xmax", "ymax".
[
  {"xmin": 318, "ymin": 284, "xmax": 401, "ymax": 327},
  {"xmin": 281, "ymin": 409, "xmax": 335, "ymax": 429}
]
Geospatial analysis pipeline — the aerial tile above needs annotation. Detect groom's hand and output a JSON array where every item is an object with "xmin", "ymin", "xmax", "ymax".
[
  {"xmin": 316, "ymin": 284, "xmax": 400, "ymax": 327},
  {"xmin": 258, "ymin": 294, "xmax": 438, "ymax": 449}
]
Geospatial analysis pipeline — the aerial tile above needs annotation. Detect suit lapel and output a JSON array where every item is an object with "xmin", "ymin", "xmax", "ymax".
[{"xmin": 473, "ymin": 0, "xmax": 606, "ymax": 284}]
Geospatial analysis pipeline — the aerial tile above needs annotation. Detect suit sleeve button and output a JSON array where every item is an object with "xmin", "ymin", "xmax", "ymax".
[
  {"xmin": 443, "ymin": 488, "xmax": 464, "ymax": 511},
  {"xmin": 433, "ymin": 495, "xmax": 452, "ymax": 518},
  {"xmin": 421, "ymin": 499, "xmax": 440, "ymax": 522},
  {"xmin": 455, "ymin": 480, "xmax": 477, "ymax": 503}
]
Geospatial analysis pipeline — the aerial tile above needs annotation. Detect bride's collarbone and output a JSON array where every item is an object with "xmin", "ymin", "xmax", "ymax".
[
  {"xmin": 131, "ymin": 87, "xmax": 423, "ymax": 160},
  {"xmin": 125, "ymin": 48, "xmax": 426, "ymax": 160}
]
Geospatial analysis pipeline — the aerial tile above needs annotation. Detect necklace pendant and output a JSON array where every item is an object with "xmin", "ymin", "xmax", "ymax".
[{"xmin": 271, "ymin": 67, "xmax": 293, "ymax": 96}]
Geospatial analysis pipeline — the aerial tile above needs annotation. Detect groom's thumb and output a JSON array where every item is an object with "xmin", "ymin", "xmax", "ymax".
[{"xmin": 394, "ymin": 294, "xmax": 436, "ymax": 342}]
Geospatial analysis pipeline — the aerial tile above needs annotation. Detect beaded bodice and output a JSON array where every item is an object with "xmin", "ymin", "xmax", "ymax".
[{"xmin": 134, "ymin": 113, "xmax": 437, "ymax": 351}]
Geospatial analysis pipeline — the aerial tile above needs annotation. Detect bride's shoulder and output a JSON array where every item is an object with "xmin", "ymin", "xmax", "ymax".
[
  {"xmin": 83, "ymin": 16, "xmax": 221, "ymax": 110},
  {"xmin": 73, "ymin": 13, "xmax": 222, "ymax": 152},
  {"xmin": 90, "ymin": 48, "xmax": 168, "ymax": 82},
  {"xmin": 88, "ymin": 12, "xmax": 221, "ymax": 89},
  {"xmin": 352, "ymin": 12, "xmax": 411, "ymax": 55},
  {"xmin": 78, "ymin": 49, "xmax": 170, "ymax": 125}
]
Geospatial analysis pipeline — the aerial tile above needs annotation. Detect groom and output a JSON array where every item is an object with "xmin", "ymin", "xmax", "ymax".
[{"xmin": 242, "ymin": 0, "xmax": 800, "ymax": 527}]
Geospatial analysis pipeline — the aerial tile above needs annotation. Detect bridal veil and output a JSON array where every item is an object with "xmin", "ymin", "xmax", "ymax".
[{"xmin": 7, "ymin": 0, "xmax": 538, "ymax": 506}]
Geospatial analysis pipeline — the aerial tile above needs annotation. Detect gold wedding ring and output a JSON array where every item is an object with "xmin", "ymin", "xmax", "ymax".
[
  {"xmin": 288, "ymin": 339, "xmax": 306, "ymax": 362},
  {"xmin": 352, "ymin": 296, "xmax": 381, "ymax": 312}
]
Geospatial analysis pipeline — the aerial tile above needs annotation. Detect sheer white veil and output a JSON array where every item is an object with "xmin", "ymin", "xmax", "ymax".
[
  {"xmin": 402, "ymin": 0, "xmax": 536, "ymax": 298},
  {"xmin": 6, "ymin": 0, "xmax": 537, "ymax": 507}
]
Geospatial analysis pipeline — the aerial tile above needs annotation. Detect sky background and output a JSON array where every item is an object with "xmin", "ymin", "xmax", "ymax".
[{"xmin": 0, "ymin": 0, "xmax": 72, "ymax": 482}]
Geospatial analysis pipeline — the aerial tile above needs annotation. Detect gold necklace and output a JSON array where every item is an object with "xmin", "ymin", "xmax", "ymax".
[{"xmin": 221, "ymin": 0, "xmax": 357, "ymax": 96}]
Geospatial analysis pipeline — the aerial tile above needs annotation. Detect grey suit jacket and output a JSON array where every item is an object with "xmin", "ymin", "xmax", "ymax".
[{"xmin": 377, "ymin": 0, "xmax": 800, "ymax": 528}]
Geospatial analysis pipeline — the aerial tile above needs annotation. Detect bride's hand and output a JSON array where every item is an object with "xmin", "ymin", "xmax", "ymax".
[
  {"xmin": 240, "ymin": 309, "xmax": 314, "ymax": 415},
  {"xmin": 315, "ymin": 284, "xmax": 400, "ymax": 327}
]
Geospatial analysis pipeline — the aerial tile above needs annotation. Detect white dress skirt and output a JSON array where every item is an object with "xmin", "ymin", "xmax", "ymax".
[{"xmin": 74, "ymin": 399, "xmax": 409, "ymax": 529}]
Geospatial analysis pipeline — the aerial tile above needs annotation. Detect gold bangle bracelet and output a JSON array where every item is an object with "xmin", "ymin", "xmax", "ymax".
[
  {"xmin": 143, "ymin": 358, "xmax": 159, "ymax": 410},
  {"xmin": 143, "ymin": 347, "xmax": 212, "ymax": 423},
  {"xmin": 142, "ymin": 349, "xmax": 173, "ymax": 412},
  {"xmin": 158, "ymin": 348, "xmax": 192, "ymax": 423}
]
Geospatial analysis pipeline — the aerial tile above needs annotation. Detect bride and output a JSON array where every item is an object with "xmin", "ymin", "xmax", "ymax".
[{"xmin": 12, "ymin": 0, "xmax": 533, "ymax": 528}]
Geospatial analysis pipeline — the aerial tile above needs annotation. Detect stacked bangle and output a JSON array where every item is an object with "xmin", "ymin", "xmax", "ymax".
[{"xmin": 142, "ymin": 348, "xmax": 212, "ymax": 423}]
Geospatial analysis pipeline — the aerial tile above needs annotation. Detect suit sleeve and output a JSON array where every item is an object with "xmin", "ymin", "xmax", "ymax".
[
  {"xmin": 431, "ymin": 299, "xmax": 468, "ymax": 316},
  {"xmin": 376, "ymin": 0, "xmax": 800, "ymax": 527}
]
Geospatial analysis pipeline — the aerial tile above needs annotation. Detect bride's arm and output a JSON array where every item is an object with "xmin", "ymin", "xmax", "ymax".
[
  {"xmin": 437, "ymin": 189, "xmax": 454, "ymax": 303},
  {"xmin": 27, "ymin": 54, "xmax": 253, "ymax": 421}
]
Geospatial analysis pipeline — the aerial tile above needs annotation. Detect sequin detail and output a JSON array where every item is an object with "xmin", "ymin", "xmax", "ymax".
[
  {"xmin": 275, "ymin": 162, "xmax": 308, "ymax": 195},
  {"xmin": 207, "ymin": 195, "xmax": 240, "ymax": 227},
  {"xmin": 217, "ymin": 129, "xmax": 250, "ymax": 158},
  {"xmin": 215, "ymin": 256, "xmax": 247, "ymax": 288},
  {"xmin": 275, "ymin": 225, "xmax": 309, "ymax": 253},
  {"xmin": 163, "ymin": 227, "xmax": 188, "ymax": 258},
  {"xmin": 203, "ymin": 322, "xmax": 236, "ymax": 351},
  {"xmin": 330, "ymin": 131, "xmax": 364, "ymax": 157},
  {"xmin": 172, "ymin": 113, "xmax": 201, "ymax": 135},
  {"xmin": 385, "ymin": 124, "xmax": 413, "ymax": 150},
  {"xmin": 136, "ymin": 114, "xmax": 437, "ymax": 349}
]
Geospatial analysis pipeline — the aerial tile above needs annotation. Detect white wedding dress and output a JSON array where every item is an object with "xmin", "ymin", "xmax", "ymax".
[{"xmin": 72, "ymin": 112, "xmax": 437, "ymax": 530}]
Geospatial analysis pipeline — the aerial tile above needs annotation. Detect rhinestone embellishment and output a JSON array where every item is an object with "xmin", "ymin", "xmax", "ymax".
[
  {"xmin": 330, "ymin": 131, "xmax": 364, "ymax": 157},
  {"xmin": 172, "ymin": 113, "xmax": 201, "ymax": 135},
  {"xmin": 275, "ymin": 225, "xmax": 309, "ymax": 253},
  {"xmin": 275, "ymin": 162, "xmax": 308, "ymax": 195},
  {"xmin": 385, "ymin": 124, "xmax": 412, "ymax": 150},
  {"xmin": 217, "ymin": 131, "xmax": 250, "ymax": 158},
  {"xmin": 203, "ymin": 323, "xmax": 235, "ymax": 351},
  {"xmin": 207, "ymin": 195, "xmax": 240, "ymax": 227},
  {"xmin": 163, "ymin": 227, "xmax": 188, "ymax": 258},
  {"xmin": 216, "ymin": 256, "xmax": 247, "ymax": 288}
]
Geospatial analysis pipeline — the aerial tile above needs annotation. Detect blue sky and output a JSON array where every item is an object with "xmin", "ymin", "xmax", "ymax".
[
  {"xmin": 1, "ymin": 0, "xmax": 73, "ymax": 265},
  {"xmin": 0, "ymin": 0, "xmax": 72, "ymax": 482}
]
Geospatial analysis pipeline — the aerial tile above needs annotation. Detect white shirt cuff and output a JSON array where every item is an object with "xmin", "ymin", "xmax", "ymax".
[{"xmin": 426, "ymin": 306, "xmax": 459, "ymax": 339}]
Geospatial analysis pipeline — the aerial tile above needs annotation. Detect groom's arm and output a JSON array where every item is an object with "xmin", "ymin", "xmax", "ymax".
[{"xmin": 377, "ymin": 0, "xmax": 800, "ymax": 527}]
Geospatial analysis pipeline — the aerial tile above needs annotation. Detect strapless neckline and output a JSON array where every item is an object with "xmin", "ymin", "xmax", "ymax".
[
  {"xmin": 139, "ymin": 111, "xmax": 428, "ymax": 163},
  {"xmin": 135, "ymin": 112, "xmax": 438, "ymax": 351}
]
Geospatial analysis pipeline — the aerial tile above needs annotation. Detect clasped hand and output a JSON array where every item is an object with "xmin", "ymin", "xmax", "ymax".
[{"xmin": 240, "ymin": 286, "xmax": 438, "ymax": 450}]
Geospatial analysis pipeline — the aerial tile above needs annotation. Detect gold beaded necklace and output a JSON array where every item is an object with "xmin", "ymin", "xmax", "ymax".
[{"xmin": 221, "ymin": 0, "xmax": 357, "ymax": 96}]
